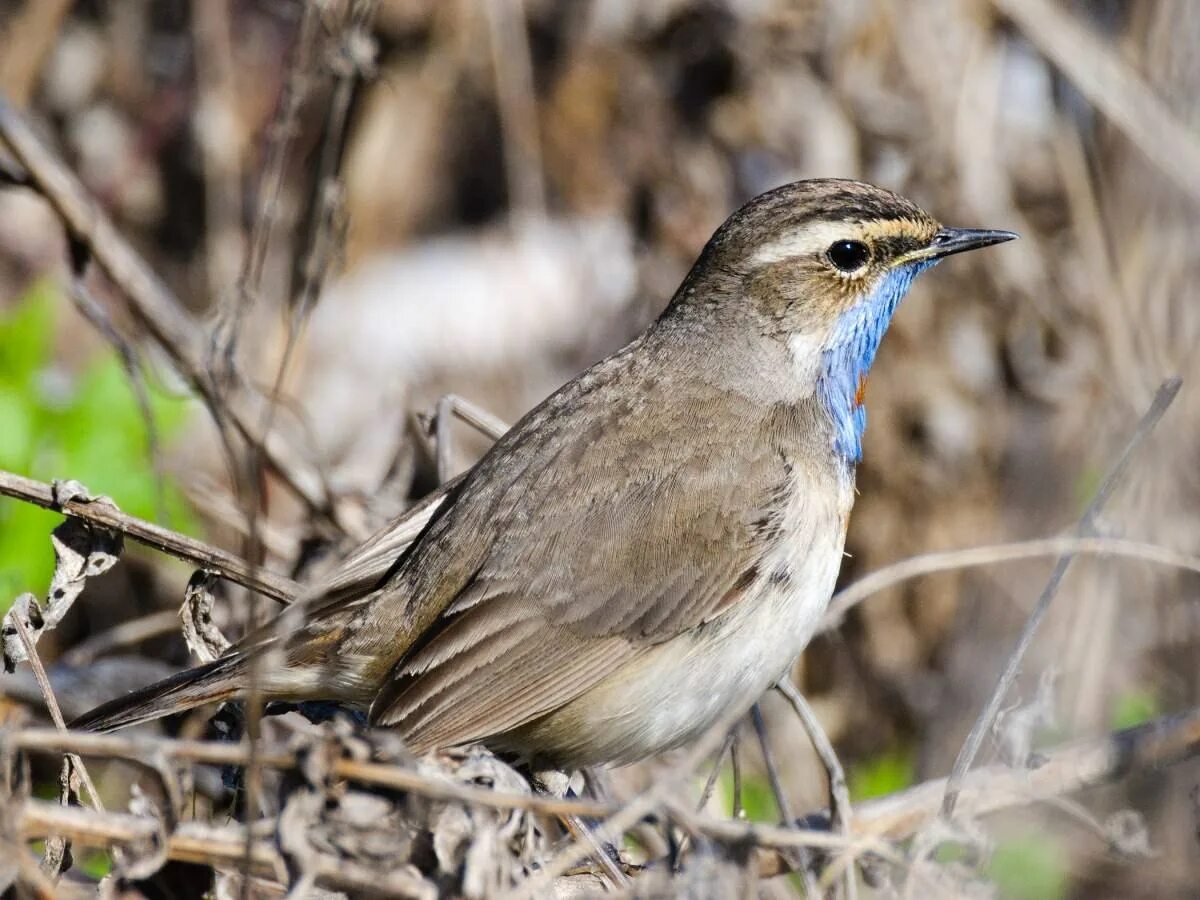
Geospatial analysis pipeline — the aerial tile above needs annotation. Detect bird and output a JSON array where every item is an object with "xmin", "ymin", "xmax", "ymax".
[{"xmin": 71, "ymin": 179, "xmax": 1015, "ymax": 769}]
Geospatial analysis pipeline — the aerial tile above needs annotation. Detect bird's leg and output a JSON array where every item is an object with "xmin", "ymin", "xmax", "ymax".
[{"xmin": 729, "ymin": 730, "xmax": 744, "ymax": 820}]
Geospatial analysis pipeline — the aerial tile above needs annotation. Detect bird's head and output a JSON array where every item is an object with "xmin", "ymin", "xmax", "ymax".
[{"xmin": 669, "ymin": 178, "xmax": 1016, "ymax": 462}]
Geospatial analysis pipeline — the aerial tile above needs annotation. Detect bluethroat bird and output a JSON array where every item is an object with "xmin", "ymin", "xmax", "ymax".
[{"xmin": 74, "ymin": 180, "xmax": 1014, "ymax": 768}]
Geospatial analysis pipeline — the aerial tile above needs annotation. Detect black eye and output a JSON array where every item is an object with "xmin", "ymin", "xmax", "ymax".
[{"xmin": 826, "ymin": 240, "xmax": 870, "ymax": 272}]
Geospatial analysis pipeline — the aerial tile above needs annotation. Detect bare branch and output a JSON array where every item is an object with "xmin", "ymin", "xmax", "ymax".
[
  {"xmin": 8, "ymin": 728, "xmax": 608, "ymax": 819},
  {"xmin": 944, "ymin": 376, "xmax": 1181, "ymax": 816},
  {"xmin": 6, "ymin": 704, "xmax": 1200, "ymax": 885},
  {"xmin": 0, "ymin": 469, "xmax": 298, "ymax": 604},
  {"xmin": 0, "ymin": 95, "xmax": 346, "ymax": 529},
  {"xmin": 776, "ymin": 678, "xmax": 857, "ymax": 900},
  {"xmin": 859, "ymin": 705, "xmax": 1200, "ymax": 839},
  {"xmin": 823, "ymin": 533, "xmax": 1200, "ymax": 629}
]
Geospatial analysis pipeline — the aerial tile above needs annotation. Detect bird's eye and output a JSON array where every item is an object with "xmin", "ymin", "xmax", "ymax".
[{"xmin": 826, "ymin": 240, "xmax": 870, "ymax": 273}]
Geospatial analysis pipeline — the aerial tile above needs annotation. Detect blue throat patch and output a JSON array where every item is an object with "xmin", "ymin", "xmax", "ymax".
[{"xmin": 816, "ymin": 260, "xmax": 937, "ymax": 463}]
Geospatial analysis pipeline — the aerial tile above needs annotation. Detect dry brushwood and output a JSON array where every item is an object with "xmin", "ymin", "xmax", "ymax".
[
  {"xmin": 1, "ymin": 482, "xmax": 120, "ymax": 672},
  {"xmin": 3, "ymin": 1, "xmax": 1200, "ymax": 896},
  {"xmin": 3, "ymin": 704, "xmax": 1198, "ymax": 895}
]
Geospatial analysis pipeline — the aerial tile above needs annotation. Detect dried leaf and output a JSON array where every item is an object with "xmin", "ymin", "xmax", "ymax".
[
  {"xmin": 118, "ymin": 784, "xmax": 170, "ymax": 881},
  {"xmin": 180, "ymin": 570, "xmax": 231, "ymax": 663},
  {"xmin": 40, "ymin": 756, "xmax": 81, "ymax": 879},
  {"xmin": 1105, "ymin": 809, "xmax": 1155, "ymax": 858},
  {"xmin": 995, "ymin": 668, "xmax": 1058, "ymax": 768},
  {"xmin": 2, "ymin": 482, "xmax": 123, "ymax": 671},
  {"xmin": 276, "ymin": 722, "xmax": 434, "ymax": 898}
]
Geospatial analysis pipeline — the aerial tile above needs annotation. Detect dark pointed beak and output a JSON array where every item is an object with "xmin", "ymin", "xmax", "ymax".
[{"xmin": 922, "ymin": 227, "xmax": 1018, "ymax": 260}]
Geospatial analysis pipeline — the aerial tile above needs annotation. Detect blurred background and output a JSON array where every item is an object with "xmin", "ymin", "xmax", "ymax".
[{"xmin": 0, "ymin": 0, "xmax": 1198, "ymax": 896}]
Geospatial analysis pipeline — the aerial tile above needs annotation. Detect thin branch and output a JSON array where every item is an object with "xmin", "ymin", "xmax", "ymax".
[
  {"xmin": 822, "ymin": 533, "xmax": 1200, "ymax": 630},
  {"xmin": 8, "ymin": 705, "xmax": 1200, "ymax": 881},
  {"xmin": 991, "ymin": 0, "xmax": 1200, "ymax": 203},
  {"xmin": 17, "ymin": 802, "xmax": 585, "ymax": 897},
  {"xmin": 559, "ymin": 814, "xmax": 630, "ymax": 889},
  {"xmin": 0, "ymin": 94, "xmax": 345, "ymax": 529},
  {"xmin": 750, "ymin": 702, "xmax": 820, "ymax": 897},
  {"xmin": 428, "ymin": 394, "xmax": 510, "ymax": 483},
  {"xmin": 14, "ymin": 615, "xmax": 78, "ymax": 881},
  {"xmin": 675, "ymin": 725, "xmax": 739, "ymax": 873},
  {"xmin": 0, "ymin": 469, "xmax": 298, "ymax": 604},
  {"xmin": 696, "ymin": 728, "xmax": 737, "ymax": 814},
  {"xmin": 730, "ymin": 731, "xmax": 743, "ymax": 820},
  {"xmin": 860, "ymin": 705, "xmax": 1200, "ymax": 839},
  {"xmin": 776, "ymin": 678, "xmax": 857, "ymax": 900},
  {"xmin": 10, "ymin": 615, "xmax": 105, "ymax": 881},
  {"xmin": 9, "ymin": 728, "xmax": 609, "ymax": 819},
  {"xmin": 67, "ymin": 278, "xmax": 168, "ymax": 522},
  {"xmin": 943, "ymin": 376, "xmax": 1181, "ymax": 816},
  {"xmin": 10, "ymin": 617, "xmax": 102, "ymax": 810},
  {"xmin": 750, "ymin": 703, "xmax": 795, "ymax": 827}
]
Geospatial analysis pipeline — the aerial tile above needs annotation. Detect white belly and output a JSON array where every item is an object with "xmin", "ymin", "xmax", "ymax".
[{"xmin": 511, "ymin": 467, "xmax": 853, "ymax": 767}]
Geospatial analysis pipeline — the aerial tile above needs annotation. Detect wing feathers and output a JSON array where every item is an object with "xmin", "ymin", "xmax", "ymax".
[
  {"xmin": 391, "ymin": 635, "xmax": 631, "ymax": 753},
  {"xmin": 365, "ymin": 385, "xmax": 807, "ymax": 753}
]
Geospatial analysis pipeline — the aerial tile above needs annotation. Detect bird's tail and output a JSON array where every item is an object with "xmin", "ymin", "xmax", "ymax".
[{"xmin": 69, "ymin": 654, "xmax": 250, "ymax": 732}]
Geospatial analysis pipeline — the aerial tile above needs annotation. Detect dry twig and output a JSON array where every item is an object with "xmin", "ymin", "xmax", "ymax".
[
  {"xmin": 776, "ymin": 677, "xmax": 857, "ymax": 900},
  {"xmin": 4, "ymin": 703, "xmax": 1200, "ymax": 887},
  {"xmin": 0, "ymin": 469, "xmax": 298, "ymax": 604},
  {"xmin": 0, "ymin": 95, "xmax": 347, "ymax": 529},
  {"xmin": 943, "ymin": 376, "xmax": 1181, "ymax": 816},
  {"xmin": 991, "ymin": 0, "xmax": 1200, "ymax": 203},
  {"xmin": 822, "ymin": 533, "xmax": 1200, "ymax": 629}
]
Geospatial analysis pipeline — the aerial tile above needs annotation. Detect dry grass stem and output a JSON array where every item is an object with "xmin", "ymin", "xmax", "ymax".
[
  {"xmin": 0, "ymin": 469, "xmax": 298, "ymax": 603},
  {"xmin": 776, "ymin": 677, "xmax": 857, "ymax": 900},
  {"xmin": 992, "ymin": 0, "xmax": 1200, "ymax": 202},
  {"xmin": 943, "ymin": 376, "xmax": 1181, "ymax": 816}
]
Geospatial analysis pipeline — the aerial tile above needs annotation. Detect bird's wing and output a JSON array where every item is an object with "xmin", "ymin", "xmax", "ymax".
[
  {"xmin": 367, "ymin": 366, "xmax": 809, "ymax": 750},
  {"xmin": 308, "ymin": 476, "xmax": 463, "ymax": 606}
]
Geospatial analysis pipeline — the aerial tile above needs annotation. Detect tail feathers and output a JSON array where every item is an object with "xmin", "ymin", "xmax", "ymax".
[{"xmin": 69, "ymin": 655, "xmax": 248, "ymax": 732}]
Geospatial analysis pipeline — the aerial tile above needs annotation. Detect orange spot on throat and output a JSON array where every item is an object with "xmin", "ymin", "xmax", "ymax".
[{"xmin": 854, "ymin": 373, "xmax": 868, "ymax": 408}]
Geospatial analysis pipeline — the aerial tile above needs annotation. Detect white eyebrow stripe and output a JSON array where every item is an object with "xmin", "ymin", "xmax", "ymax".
[
  {"xmin": 747, "ymin": 217, "xmax": 935, "ymax": 267},
  {"xmin": 748, "ymin": 220, "xmax": 855, "ymax": 266}
]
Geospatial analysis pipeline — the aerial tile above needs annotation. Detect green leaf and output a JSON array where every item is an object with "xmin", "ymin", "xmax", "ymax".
[
  {"xmin": 0, "ymin": 284, "xmax": 198, "ymax": 610},
  {"xmin": 0, "ymin": 501, "xmax": 59, "ymax": 599},
  {"xmin": 0, "ymin": 280, "xmax": 55, "ymax": 387},
  {"xmin": 849, "ymin": 746, "xmax": 915, "ymax": 801},
  {"xmin": 738, "ymin": 774, "xmax": 778, "ymax": 823},
  {"xmin": 78, "ymin": 850, "xmax": 113, "ymax": 879},
  {"xmin": 1111, "ymin": 688, "xmax": 1159, "ymax": 730},
  {"xmin": 0, "ymin": 387, "xmax": 35, "ymax": 470},
  {"xmin": 987, "ymin": 833, "xmax": 1068, "ymax": 900}
]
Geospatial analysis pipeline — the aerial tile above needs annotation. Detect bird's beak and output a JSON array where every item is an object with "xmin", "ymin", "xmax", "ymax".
[{"xmin": 915, "ymin": 227, "xmax": 1018, "ymax": 262}]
